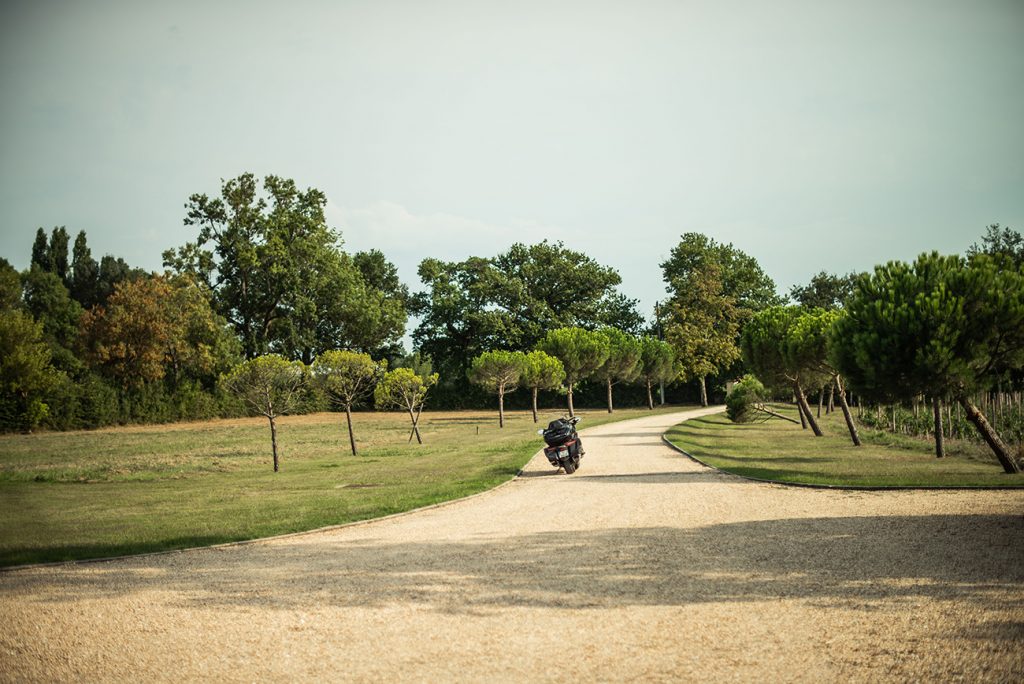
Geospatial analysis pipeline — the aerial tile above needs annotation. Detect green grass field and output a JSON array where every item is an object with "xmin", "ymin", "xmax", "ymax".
[
  {"xmin": 0, "ymin": 405, "xmax": 684, "ymax": 567},
  {"xmin": 665, "ymin": 406, "xmax": 1024, "ymax": 488}
]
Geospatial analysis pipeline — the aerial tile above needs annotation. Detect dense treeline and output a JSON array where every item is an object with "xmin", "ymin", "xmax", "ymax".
[{"xmin": 2, "ymin": 172, "xmax": 1021, "ymax": 473}]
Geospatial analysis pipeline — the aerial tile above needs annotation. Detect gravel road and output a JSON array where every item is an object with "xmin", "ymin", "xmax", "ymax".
[{"xmin": 2, "ymin": 407, "xmax": 1022, "ymax": 682}]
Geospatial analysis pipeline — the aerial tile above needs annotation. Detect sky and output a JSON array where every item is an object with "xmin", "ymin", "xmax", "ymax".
[{"xmin": 2, "ymin": 0, "xmax": 1022, "ymax": 328}]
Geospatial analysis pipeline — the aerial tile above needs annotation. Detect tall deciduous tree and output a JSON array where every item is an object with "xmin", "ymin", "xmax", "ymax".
[
  {"xmin": 789, "ymin": 271, "xmax": 857, "ymax": 310},
  {"xmin": 519, "ymin": 350, "xmax": 565, "ymax": 422},
  {"xmin": 593, "ymin": 328, "xmax": 642, "ymax": 413},
  {"xmin": 221, "ymin": 355, "xmax": 306, "ymax": 472},
  {"xmin": 537, "ymin": 327, "xmax": 610, "ymax": 417},
  {"xmin": 312, "ymin": 350, "xmax": 386, "ymax": 455},
  {"xmin": 637, "ymin": 337, "xmax": 675, "ymax": 410},
  {"xmin": 468, "ymin": 350, "xmax": 527, "ymax": 427},
  {"xmin": 662, "ymin": 233, "xmax": 780, "ymax": 313},
  {"xmin": 374, "ymin": 367, "xmax": 439, "ymax": 444},
  {"xmin": 20, "ymin": 265, "xmax": 83, "ymax": 371},
  {"xmin": 663, "ymin": 261, "xmax": 741, "ymax": 406},
  {"xmin": 0, "ymin": 259, "xmax": 20, "ymax": 311},
  {"xmin": 831, "ymin": 252, "xmax": 1024, "ymax": 473},
  {"xmin": 163, "ymin": 173, "xmax": 406, "ymax": 360},
  {"xmin": 69, "ymin": 231, "xmax": 101, "ymax": 308}
]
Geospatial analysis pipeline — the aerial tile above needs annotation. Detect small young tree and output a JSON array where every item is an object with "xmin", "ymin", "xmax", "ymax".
[
  {"xmin": 0, "ymin": 309, "xmax": 61, "ymax": 432},
  {"xmin": 520, "ymin": 350, "xmax": 566, "ymax": 422},
  {"xmin": 593, "ymin": 328, "xmax": 642, "ymax": 413},
  {"xmin": 221, "ymin": 355, "xmax": 306, "ymax": 472},
  {"xmin": 312, "ymin": 350, "xmax": 386, "ymax": 455},
  {"xmin": 537, "ymin": 327, "xmax": 610, "ymax": 417},
  {"xmin": 374, "ymin": 367, "xmax": 439, "ymax": 444},
  {"xmin": 637, "ymin": 337, "xmax": 675, "ymax": 410},
  {"xmin": 468, "ymin": 350, "xmax": 527, "ymax": 428}
]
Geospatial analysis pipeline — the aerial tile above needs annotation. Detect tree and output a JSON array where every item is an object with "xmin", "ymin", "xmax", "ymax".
[
  {"xmin": 967, "ymin": 224, "xmax": 1023, "ymax": 268},
  {"xmin": 593, "ymin": 328, "xmax": 642, "ymax": 413},
  {"xmin": 164, "ymin": 173, "xmax": 406, "ymax": 360},
  {"xmin": 789, "ymin": 271, "xmax": 857, "ymax": 310},
  {"xmin": 374, "ymin": 367, "xmax": 439, "ymax": 444},
  {"xmin": 30, "ymin": 229, "xmax": 48, "ymax": 270},
  {"xmin": 221, "ymin": 355, "xmax": 306, "ymax": 471},
  {"xmin": 661, "ymin": 233, "xmax": 780, "ymax": 313},
  {"xmin": 663, "ymin": 260, "xmax": 741, "ymax": 406},
  {"xmin": 79, "ymin": 275, "xmax": 234, "ymax": 390},
  {"xmin": 312, "ymin": 350, "xmax": 386, "ymax": 455},
  {"xmin": 0, "ymin": 309, "xmax": 61, "ymax": 431},
  {"xmin": 69, "ymin": 231, "xmax": 100, "ymax": 308},
  {"xmin": 741, "ymin": 306, "xmax": 825, "ymax": 436},
  {"xmin": 20, "ymin": 265, "xmax": 83, "ymax": 371},
  {"xmin": 411, "ymin": 241, "xmax": 640, "ymax": 382},
  {"xmin": 537, "ymin": 327, "xmax": 609, "ymax": 417},
  {"xmin": 637, "ymin": 337, "xmax": 675, "ymax": 410},
  {"xmin": 0, "ymin": 259, "xmax": 22, "ymax": 311},
  {"xmin": 520, "ymin": 350, "xmax": 566, "ymax": 423},
  {"xmin": 48, "ymin": 227, "xmax": 70, "ymax": 283},
  {"xmin": 468, "ymin": 350, "xmax": 527, "ymax": 428},
  {"xmin": 787, "ymin": 308, "xmax": 861, "ymax": 446},
  {"xmin": 831, "ymin": 252, "xmax": 1024, "ymax": 472}
]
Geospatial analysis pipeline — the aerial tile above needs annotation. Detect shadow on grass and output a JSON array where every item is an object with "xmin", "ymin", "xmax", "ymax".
[{"xmin": 6, "ymin": 515, "xmax": 1021, "ymax": 616}]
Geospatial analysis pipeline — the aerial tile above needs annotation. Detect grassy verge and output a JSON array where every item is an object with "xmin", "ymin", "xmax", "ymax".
[
  {"xmin": 665, "ymin": 406, "xmax": 1024, "ymax": 488},
  {"xmin": 0, "ymin": 405, "xmax": 686, "ymax": 567}
]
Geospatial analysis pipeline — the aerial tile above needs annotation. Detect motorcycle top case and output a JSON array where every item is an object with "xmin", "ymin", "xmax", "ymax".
[{"xmin": 543, "ymin": 419, "xmax": 574, "ymax": 446}]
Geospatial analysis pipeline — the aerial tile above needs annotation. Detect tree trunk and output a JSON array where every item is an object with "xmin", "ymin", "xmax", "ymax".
[
  {"xmin": 957, "ymin": 394, "xmax": 1019, "ymax": 473},
  {"xmin": 798, "ymin": 398, "xmax": 807, "ymax": 429},
  {"xmin": 567, "ymin": 383, "xmax": 575, "ymax": 417},
  {"xmin": 699, "ymin": 376, "xmax": 708, "ymax": 407},
  {"xmin": 407, "ymin": 407, "xmax": 422, "ymax": 444},
  {"xmin": 659, "ymin": 381, "xmax": 665, "ymax": 405},
  {"xmin": 498, "ymin": 385, "xmax": 505, "ymax": 428},
  {"xmin": 345, "ymin": 404, "xmax": 357, "ymax": 456},
  {"xmin": 646, "ymin": 380, "xmax": 654, "ymax": 410},
  {"xmin": 932, "ymin": 396, "xmax": 944, "ymax": 459},
  {"xmin": 606, "ymin": 379, "xmax": 614, "ymax": 413},
  {"xmin": 834, "ymin": 375, "xmax": 860, "ymax": 446},
  {"xmin": 795, "ymin": 383, "xmax": 824, "ymax": 436},
  {"xmin": 269, "ymin": 415, "xmax": 279, "ymax": 472},
  {"xmin": 817, "ymin": 388, "xmax": 824, "ymax": 418},
  {"xmin": 827, "ymin": 382, "xmax": 835, "ymax": 414},
  {"xmin": 531, "ymin": 387, "xmax": 538, "ymax": 423}
]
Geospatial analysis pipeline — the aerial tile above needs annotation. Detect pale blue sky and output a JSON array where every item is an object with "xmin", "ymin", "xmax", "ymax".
[{"xmin": 2, "ymin": 0, "xmax": 1022, "ymax": 323}]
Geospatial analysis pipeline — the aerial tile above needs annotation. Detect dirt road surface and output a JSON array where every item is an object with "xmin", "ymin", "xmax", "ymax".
[{"xmin": 2, "ymin": 407, "xmax": 1022, "ymax": 682}]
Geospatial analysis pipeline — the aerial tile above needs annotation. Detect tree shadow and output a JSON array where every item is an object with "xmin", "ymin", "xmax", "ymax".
[{"xmin": 9, "ymin": 514, "xmax": 1021, "ymax": 617}]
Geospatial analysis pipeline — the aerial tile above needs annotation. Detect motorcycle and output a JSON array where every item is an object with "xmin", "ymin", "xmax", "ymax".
[{"xmin": 538, "ymin": 416, "xmax": 584, "ymax": 474}]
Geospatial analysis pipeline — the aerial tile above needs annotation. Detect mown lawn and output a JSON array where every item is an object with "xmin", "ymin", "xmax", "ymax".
[
  {"xmin": 0, "ymin": 406, "xmax": 684, "ymax": 567},
  {"xmin": 665, "ymin": 406, "xmax": 1024, "ymax": 488}
]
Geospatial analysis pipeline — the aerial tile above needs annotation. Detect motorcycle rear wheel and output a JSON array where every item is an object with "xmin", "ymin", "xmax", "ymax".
[{"xmin": 562, "ymin": 460, "xmax": 576, "ymax": 474}]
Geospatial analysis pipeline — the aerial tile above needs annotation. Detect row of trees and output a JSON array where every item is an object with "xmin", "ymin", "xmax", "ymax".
[
  {"xmin": 731, "ymin": 231, "xmax": 1024, "ymax": 474},
  {"xmin": 467, "ymin": 329, "xmax": 677, "ymax": 426},
  {"xmin": 225, "ymin": 351, "xmax": 438, "ymax": 470}
]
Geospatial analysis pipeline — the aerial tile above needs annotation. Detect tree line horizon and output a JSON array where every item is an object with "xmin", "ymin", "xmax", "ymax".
[{"xmin": 2, "ymin": 173, "xmax": 1021, "ymax": 472}]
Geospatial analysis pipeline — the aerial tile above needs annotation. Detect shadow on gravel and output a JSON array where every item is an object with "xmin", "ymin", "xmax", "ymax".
[{"xmin": 10, "ymin": 514, "xmax": 1022, "ymax": 616}]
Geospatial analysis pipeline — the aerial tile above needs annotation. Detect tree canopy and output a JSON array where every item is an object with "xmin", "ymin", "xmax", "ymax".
[
  {"xmin": 536, "ymin": 327, "xmax": 609, "ymax": 416},
  {"xmin": 468, "ymin": 350, "xmax": 527, "ymax": 427},
  {"xmin": 312, "ymin": 350, "xmax": 386, "ymax": 455}
]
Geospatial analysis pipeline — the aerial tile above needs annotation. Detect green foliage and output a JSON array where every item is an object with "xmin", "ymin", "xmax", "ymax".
[
  {"xmin": 374, "ymin": 367, "xmax": 439, "ymax": 412},
  {"xmin": 69, "ymin": 230, "xmax": 101, "ymax": 308},
  {"xmin": 164, "ymin": 173, "xmax": 407, "ymax": 361},
  {"xmin": 637, "ymin": 336, "xmax": 675, "ymax": 386},
  {"xmin": 967, "ymin": 223, "xmax": 1023, "ymax": 269},
  {"xmin": 740, "ymin": 306, "xmax": 801, "ymax": 391},
  {"xmin": 0, "ymin": 309, "xmax": 61, "ymax": 431},
  {"xmin": 520, "ymin": 350, "xmax": 566, "ymax": 392},
  {"xmin": 536, "ymin": 327, "xmax": 610, "ymax": 387},
  {"xmin": 221, "ymin": 355, "xmax": 307, "ymax": 419},
  {"xmin": 20, "ymin": 264, "xmax": 83, "ymax": 355},
  {"xmin": 0, "ymin": 259, "xmax": 22, "ymax": 311},
  {"xmin": 661, "ymin": 232, "xmax": 780, "ymax": 313},
  {"xmin": 594, "ymin": 328, "xmax": 642, "ymax": 386},
  {"xmin": 312, "ymin": 350, "xmax": 385, "ymax": 409},
  {"xmin": 789, "ymin": 271, "xmax": 857, "ymax": 309},
  {"xmin": 411, "ymin": 241, "xmax": 640, "ymax": 380},
  {"xmin": 783, "ymin": 308, "xmax": 836, "ymax": 389},
  {"xmin": 725, "ymin": 375, "xmax": 767, "ymax": 423},
  {"xmin": 468, "ymin": 350, "xmax": 527, "ymax": 393}
]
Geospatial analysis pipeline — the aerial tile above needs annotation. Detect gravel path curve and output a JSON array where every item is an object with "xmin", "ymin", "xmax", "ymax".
[{"xmin": 2, "ymin": 407, "xmax": 1022, "ymax": 682}]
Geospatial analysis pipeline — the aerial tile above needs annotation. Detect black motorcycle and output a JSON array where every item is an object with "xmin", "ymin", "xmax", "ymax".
[{"xmin": 539, "ymin": 416, "xmax": 584, "ymax": 474}]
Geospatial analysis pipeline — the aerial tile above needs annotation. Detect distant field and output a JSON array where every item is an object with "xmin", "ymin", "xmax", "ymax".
[
  {"xmin": 0, "ymin": 406, "xmax": 686, "ymax": 567},
  {"xmin": 666, "ymin": 407, "xmax": 1024, "ymax": 488}
]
